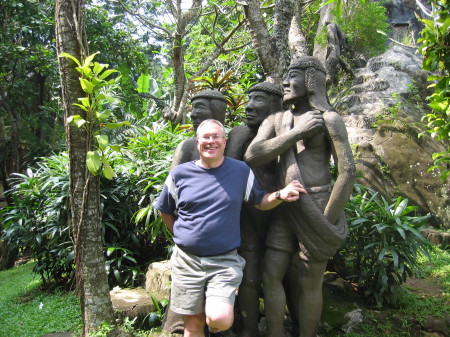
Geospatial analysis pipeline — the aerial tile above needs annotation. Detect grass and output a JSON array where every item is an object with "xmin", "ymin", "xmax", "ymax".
[
  {"xmin": 322, "ymin": 247, "xmax": 450, "ymax": 337},
  {"xmin": 0, "ymin": 261, "xmax": 82, "ymax": 337},
  {"xmin": 1, "ymin": 248, "xmax": 448, "ymax": 337}
]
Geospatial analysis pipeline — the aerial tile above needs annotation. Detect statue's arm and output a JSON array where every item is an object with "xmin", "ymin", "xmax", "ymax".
[
  {"xmin": 171, "ymin": 139, "xmax": 197, "ymax": 169},
  {"xmin": 244, "ymin": 111, "xmax": 324, "ymax": 167},
  {"xmin": 225, "ymin": 126, "xmax": 251, "ymax": 160},
  {"xmin": 323, "ymin": 111, "xmax": 356, "ymax": 223}
]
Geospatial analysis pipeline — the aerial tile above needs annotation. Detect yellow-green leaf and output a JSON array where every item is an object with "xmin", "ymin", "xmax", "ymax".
[
  {"xmin": 95, "ymin": 134, "xmax": 109, "ymax": 150},
  {"xmin": 80, "ymin": 78, "xmax": 94, "ymax": 94},
  {"xmin": 83, "ymin": 52, "xmax": 99, "ymax": 68},
  {"xmin": 86, "ymin": 151, "xmax": 102, "ymax": 175},
  {"xmin": 67, "ymin": 115, "xmax": 86, "ymax": 128},
  {"xmin": 59, "ymin": 53, "xmax": 81, "ymax": 67},
  {"xmin": 105, "ymin": 121, "xmax": 131, "ymax": 129}
]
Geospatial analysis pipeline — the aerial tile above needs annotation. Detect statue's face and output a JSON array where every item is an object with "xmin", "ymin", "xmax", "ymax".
[
  {"xmin": 191, "ymin": 98, "xmax": 213, "ymax": 131},
  {"xmin": 283, "ymin": 68, "xmax": 306, "ymax": 104},
  {"xmin": 246, "ymin": 91, "xmax": 271, "ymax": 128}
]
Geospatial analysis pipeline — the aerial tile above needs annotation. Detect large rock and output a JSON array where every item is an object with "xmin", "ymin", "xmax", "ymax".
[{"xmin": 335, "ymin": 45, "xmax": 450, "ymax": 227}]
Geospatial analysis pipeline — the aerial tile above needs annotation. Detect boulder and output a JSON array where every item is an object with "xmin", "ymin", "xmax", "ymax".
[
  {"xmin": 145, "ymin": 260, "xmax": 171, "ymax": 301},
  {"xmin": 336, "ymin": 45, "xmax": 450, "ymax": 227},
  {"xmin": 110, "ymin": 287, "xmax": 154, "ymax": 322}
]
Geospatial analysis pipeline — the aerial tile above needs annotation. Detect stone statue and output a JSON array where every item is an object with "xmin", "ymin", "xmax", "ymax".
[
  {"xmin": 244, "ymin": 56, "xmax": 356, "ymax": 337},
  {"xmin": 171, "ymin": 89, "xmax": 227, "ymax": 169},
  {"xmin": 225, "ymin": 82, "xmax": 282, "ymax": 337},
  {"xmin": 163, "ymin": 89, "xmax": 227, "ymax": 334}
]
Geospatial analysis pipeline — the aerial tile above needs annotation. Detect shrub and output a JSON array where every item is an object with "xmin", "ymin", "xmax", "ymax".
[
  {"xmin": 332, "ymin": 0, "xmax": 390, "ymax": 58},
  {"xmin": 0, "ymin": 121, "xmax": 188, "ymax": 288},
  {"xmin": 336, "ymin": 184, "xmax": 432, "ymax": 307}
]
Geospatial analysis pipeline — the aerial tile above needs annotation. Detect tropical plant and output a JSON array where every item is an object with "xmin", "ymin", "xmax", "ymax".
[
  {"xmin": 336, "ymin": 184, "xmax": 432, "ymax": 307},
  {"xmin": 331, "ymin": 0, "xmax": 390, "ymax": 58},
  {"xmin": 416, "ymin": 0, "xmax": 450, "ymax": 180}
]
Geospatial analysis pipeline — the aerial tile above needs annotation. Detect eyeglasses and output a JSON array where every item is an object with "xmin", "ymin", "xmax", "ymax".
[{"xmin": 198, "ymin": 134, "xmax": 225, "ymax": 142}]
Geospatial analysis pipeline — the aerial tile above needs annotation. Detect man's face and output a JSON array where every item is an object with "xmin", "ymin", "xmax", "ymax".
[
  {"xmin": 246, "ymin": 91, "xmax": 271, "ymax": 128},
  {"xmin": 196, "ymin": 121, "xmax": 226, "ymax": 163},
  {"xmin": 191, "ymin": 98, "xmax": 213, "ymax": 131},
  {"xmin": 283, "ymin": 68, "xmax": 306, "ymax": 104}
]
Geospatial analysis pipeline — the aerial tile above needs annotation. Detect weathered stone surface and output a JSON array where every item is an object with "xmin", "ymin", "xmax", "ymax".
[
  {"xmin": 145, "ymin": 260, "xmax": 171, "ymax": 301},
  {"xmin": 110, "ymin": 287, "xmax": 154, "ymax": 321},
  {"xmin": 421, "ymin": 228, "xmax": 450, "ymax": 247},
  {"xmin": 336, "ymin": 45, "xmax": 450, "ymax": 227}
]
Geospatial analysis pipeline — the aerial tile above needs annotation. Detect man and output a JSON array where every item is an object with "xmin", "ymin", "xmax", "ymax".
[
  {"xmin": 155, "ymin": 119, "xmax": 306, "ymax": 337},
  {"xmin": 171, "ymin": 89, "xmax": 227, "ymax": 169},
  {"xmin": 244, "ymin": 56, "xmax": 356, "ymax": 337},
  {"xmin": 164, "ymin": 90, "xmax": 227, "ymax": 335},
  {"xmin": 225, "ymin": 82, "xmax": 282, "ymax": 337}
]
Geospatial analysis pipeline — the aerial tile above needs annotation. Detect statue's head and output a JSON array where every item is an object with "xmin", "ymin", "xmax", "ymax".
[
  {"xmin": 190, "ymin": 90, "xmax": 227, "ymax": 131},
  {"xmin": 283, "ymin": 56, "xmax": 333, "ymax": 111},
  {"xmin": 246, "ymin": 82, "xmax": 283, "ymax": 128}
]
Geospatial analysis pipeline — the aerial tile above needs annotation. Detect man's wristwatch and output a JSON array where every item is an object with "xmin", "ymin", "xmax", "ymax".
[{"xmin": 275, "ymin": 190, "xmax": 282, "ymax": 200}]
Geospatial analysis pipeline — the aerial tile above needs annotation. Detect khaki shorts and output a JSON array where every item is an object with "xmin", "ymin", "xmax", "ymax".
[{"xmin": 170, "ymin": 245, "xmax": 246, "ymax": 315}]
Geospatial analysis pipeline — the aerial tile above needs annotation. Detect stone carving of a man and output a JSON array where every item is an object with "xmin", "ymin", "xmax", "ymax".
[
  {"xmin": 171, "ymin": 89, "xmax": 227, "ymax": 169},
  {"xmin": 225, "ymin": 82, "xmax": 282, "ymax": 337},
  {"xmin": 244, "ymin": 56, "xmax": 356, "ymax": 337}
]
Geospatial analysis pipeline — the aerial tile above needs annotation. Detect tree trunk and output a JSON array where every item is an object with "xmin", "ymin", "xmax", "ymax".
[{"xmin": 55, "ymin": 0, "xmax": 114, "ymax": 335}]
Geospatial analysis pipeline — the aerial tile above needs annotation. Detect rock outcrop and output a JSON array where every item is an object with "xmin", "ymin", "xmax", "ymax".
[{"xmin": 336, "ymin": 45, "xmax": 450, "ymax": 227}]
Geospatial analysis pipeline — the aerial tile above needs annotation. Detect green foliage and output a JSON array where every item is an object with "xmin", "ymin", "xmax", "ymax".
[
  {"xmin": 416, "ymin": 0, "xmax": 450, "ymax": 180},
  {"xmin": 331, "ymin": 0, "xmax": 390, "ymax": 58},
  {"xmin": 61, "ymin": 52, "xmax": 130, "ymax": 179},
  {"xmin": 0, "ymin": 156, "xmax": 72, "ymax": 286},
  {"xmin": 0, "ymin": 262, "xmax": 82, "ymax": 337},
  {"xmin": 1, "ymin": 121, "xmax": 187, "ymax": 288},
  {"xmin": 337, "ymin": 184, "xmax": 432, "ymax": 307}
]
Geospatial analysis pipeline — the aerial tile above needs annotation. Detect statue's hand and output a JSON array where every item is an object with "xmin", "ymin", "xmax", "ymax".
[{"xmin": 293, "ymin": 110, "xmax": 324, "ymax": 139}]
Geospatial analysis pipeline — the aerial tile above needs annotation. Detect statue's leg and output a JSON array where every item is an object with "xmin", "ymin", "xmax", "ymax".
[
  {"xmin": 296, "ymin": 259, "xmax": 327, "ymax": 337},
  {"xmin": 262, "ymin": 247, "xmax": 292, "ymax": 337},
  {"xmin": 238, "ymin": 249, "xmax": 262, "ymax": 337}
]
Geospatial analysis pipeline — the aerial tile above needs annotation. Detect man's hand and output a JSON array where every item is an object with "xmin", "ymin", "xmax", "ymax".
[
  {"xmin": 255, "ymin": 180, "xmax": 307, "ymax": 211},
  {"xmin": 278, "ymin": 180, "xmax": 307, "ymax": 202}
]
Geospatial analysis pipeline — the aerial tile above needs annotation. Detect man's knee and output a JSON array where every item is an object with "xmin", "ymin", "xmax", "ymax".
[{"xmin": 205, "ymin": 302, "xmax": 234, "ymax": 331}]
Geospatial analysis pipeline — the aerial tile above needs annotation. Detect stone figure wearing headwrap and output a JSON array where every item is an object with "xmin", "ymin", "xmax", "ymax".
[
  {"xmin": 244, "ymin": 56, "xmax": 356, "ymax": 337},
  {"xmin": 171, "ymin": 89, "xmax": 227, "ymax": 169},
  {"xmin": 226, "ymin": 82, "xmax": 282, "ymax": 337}
]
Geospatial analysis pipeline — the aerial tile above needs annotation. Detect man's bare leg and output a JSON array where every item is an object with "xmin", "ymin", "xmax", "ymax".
[
  {"xmin": 183, "ymin": 313, "xmax": 206, "ymax": 337},
  {"xmin": 205, "ymin": 301, "xmax": 234, "ymax": 333}
]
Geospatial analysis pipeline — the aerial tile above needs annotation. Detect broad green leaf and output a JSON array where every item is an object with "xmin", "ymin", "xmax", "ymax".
[
  {"xmin": 67, "ymin": 115, "xmax": 86, "ymax": 128},
  {"xmin": 86, "ymin": 151, "xmax": 101, "ymax": 175},
  {"xmin": 137, "ymin": 72, "xmax": 150, "ymax": 93},
  {"xmin": 95, "ymin": 134, "xmax": 109, "ymax": 150},
  {"xmin": 96, "ymin": 110, "xmax": 112, "ymax": 122},
  {"xmin": 83, "ymin": 52, "xmax": 99, "ymax": 68},
  {"xmin": 78, "ymin": 97, "xmax": 90, "ymax": 107},
  {"xmin": 93, "ymin": 62, "xmax": 107, "ymax": 74},
  {"xmin": 105, "ymin": 121, "xmax": 131, "ymax": 129},
  {"xmin": 73, "ymin": 103, "xmax": 88, "ymax": 112},
  {"xmin": 99, "ymin": 69, "xmax": 119, "ymax": 80},
  {"xmin": 80, "ymin": 78, "xmax": 94, "ymax": 94},
  {"xmin": 59, "ymin": 52, "xmax": 81, "ymax": 67},
  {"xmin": 103, "ymin": 165, "xmax": 116, "ymax": 180}
]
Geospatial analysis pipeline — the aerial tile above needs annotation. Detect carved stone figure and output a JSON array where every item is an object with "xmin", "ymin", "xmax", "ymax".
[
  {"xmin": 171, "ymin": 89, "xmax": 227, "ymax": 169},
  {"xmin": 163, "ymin": 89, "xmax": 227, "ymax": 334},
  {"xmin": 244, "ymin": 56, "xmax": 356, "ymax": 337},
  {"xmin": 225, "ymin": 82, "xmax": 282, "ymax": 337}
]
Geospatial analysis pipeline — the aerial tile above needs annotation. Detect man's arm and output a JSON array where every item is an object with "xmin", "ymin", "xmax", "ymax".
[
  {"xmin": 254, "ymin": 180, "xmax": 307, "ymax": 211},
  {"xmin": 158, "ymin": 211, "xmax": 175, "ymax": 233}
]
